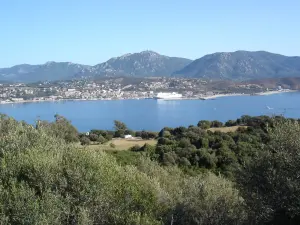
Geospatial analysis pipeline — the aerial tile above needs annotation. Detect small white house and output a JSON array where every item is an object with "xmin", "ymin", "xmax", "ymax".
[{"xmin": 124, "ymin": 135, "xmax": 133, "ymax": 139}]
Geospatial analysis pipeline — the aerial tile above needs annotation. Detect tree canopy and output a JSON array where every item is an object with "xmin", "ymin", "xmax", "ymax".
[{"xmin": 0, "ymin": 113, "xmax": 299, "ymax": 224}]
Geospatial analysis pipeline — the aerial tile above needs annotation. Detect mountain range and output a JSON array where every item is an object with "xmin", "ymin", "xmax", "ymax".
[
  {"xmin": 0, "ymin": 62, "xmax": 93, "ymax": 83},
  {"xmin": 0, "ymin": 51, "xmax": 191, "ymax": 83},
  {"xmin": 1, "ymin": 50, "xmax": 300, "ymax": 83},
  {"xmin": 173, "ymin": 51, "xmax": 300, "ymax": 80},
  {"xmin": 91, "ymin": 51, "xmax": 192, "ymax": 77}
]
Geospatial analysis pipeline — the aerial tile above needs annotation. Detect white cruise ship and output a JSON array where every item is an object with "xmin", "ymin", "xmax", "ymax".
[{"xmin": 154, "ymin": 92, "xmax": 182, "ymax": 100}]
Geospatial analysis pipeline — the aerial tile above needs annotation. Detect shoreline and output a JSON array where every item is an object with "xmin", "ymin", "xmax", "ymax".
[
  {"xmin": 0, "ymin": 98, "xmax": 130, "ymax": 105},
  {"xmin": 199, "ymin": 93, "xmax": 247, "ymax": 100},
  {"xmin": 251, "ymin": 90, "xmax": 298, "ymax": 96},
  {"xmin": 0, "ymin": 90, "xmax": 298, "ymax": 105},
  {"xmin": 199, "ymin": 89, "xmax": 298, "ymax": 100}
]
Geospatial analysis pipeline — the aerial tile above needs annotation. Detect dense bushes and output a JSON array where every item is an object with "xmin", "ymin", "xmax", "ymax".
[
  {"xmin": 0, "ymin": 114, "xmax": 247, "ymax": 224},
  {"xmin": 1, "ymin": 113, "xmax": 300, "ymax": 224},
  {"xmin": 79, "ymin": 130, "xmax": 113, "ymax": 145},
  {"xmin": 80, "ymin": 136, "xmax": 91, "ymax": 145},
  {"xmin": 37, "ymin": 114, "xmax": 79, "ymax": 143},
  {"xmin": 150, "ymin": 115, "xmax": 294, "ymax": 177},
  {"xmin": 172, "ymin": 174, "xmax": 247, "ymax": 225},
  {"xmin": 236, "ymin": 120, "xmax": 300, "ymax": 224}
]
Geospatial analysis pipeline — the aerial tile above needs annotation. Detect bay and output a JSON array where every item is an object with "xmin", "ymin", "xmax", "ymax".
[{"xmin": 0, "ymin": 92, "xmax": 300, "ymax": 132}]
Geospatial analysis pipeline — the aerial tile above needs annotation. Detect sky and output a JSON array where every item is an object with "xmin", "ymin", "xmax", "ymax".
[{"xmin": 0, "ymin": 0, "xmax": 299, "ymax": 67}]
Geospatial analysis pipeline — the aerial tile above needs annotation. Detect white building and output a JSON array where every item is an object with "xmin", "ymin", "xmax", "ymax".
[{"xmin": 124, "ymin": 135, "xmax": 133, "ymax": 139}]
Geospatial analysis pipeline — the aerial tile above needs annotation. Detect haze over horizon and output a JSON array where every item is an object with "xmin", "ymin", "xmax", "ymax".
[{"xmin": 1, "ymin": 0, "xmax": 299, "ymax": 67}]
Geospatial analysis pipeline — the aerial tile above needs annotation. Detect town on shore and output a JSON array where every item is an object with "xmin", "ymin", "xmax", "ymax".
[{"xmin": 0, "ymin": 77, "xmax": 297, "ymax": 104}]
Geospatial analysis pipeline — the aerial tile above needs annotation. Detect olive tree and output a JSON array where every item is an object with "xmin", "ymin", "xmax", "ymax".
[
  {"xmin": 171, "ymin": 173, "xmax": 247, "ymax": 225},
  {"xmin": 236, "ymin": 120, "xmax": 300, "ymax": 224}
]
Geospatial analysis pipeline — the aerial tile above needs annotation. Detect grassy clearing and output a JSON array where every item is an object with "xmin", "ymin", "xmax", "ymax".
[
  {"xmin": 107, "ymin": 150, "xmax": 142, "ymax": 166},
  {"xmin": 81, "ymin": 138, "xmax": 157, "ymax": 151},
  {"xmin": 208, "ymin": 126, "xmax": 248, "ymax": 133}
]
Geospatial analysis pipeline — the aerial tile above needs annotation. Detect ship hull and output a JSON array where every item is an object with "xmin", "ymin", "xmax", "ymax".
[
  {"xmin": 154, "ymin": 92, "xmax": 183, "ymax": 100},
  {"xmin": 154, "ymin": 97, "xmax": 182, "ymax": 100}
]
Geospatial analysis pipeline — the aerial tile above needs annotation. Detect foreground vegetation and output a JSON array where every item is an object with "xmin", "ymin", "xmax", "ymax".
[{"xmin": 0, "ymin": 114, "xmax": 300, "ymax": 224}]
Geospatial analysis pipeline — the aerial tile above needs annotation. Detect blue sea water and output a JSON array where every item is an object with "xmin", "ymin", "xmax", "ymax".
[{"xmin": 1, "ymin": 92, "xmax": 300, "ymax": 132}]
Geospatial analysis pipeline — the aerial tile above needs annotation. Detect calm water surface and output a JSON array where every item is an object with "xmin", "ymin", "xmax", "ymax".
[{"xmin": 1, "ymin": 92, "xmax": 300, "ymax": 132}]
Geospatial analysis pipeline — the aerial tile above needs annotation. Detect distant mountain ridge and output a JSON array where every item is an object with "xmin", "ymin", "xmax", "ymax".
[
  {"xmin": 0, "ymin": 51, "xmax": 191, "ymax": 83},
  {"xmin": 173, "ymin": 51, "xmax": 300, "ymax": 80},
  {"xmin": 91, "ymin": 51, "xmax": 192, "ymax": 77},
  {"xmin": 0, "ymin": 62, "xmax": 93, "ymax": 83},
  {"xmin": 1, "ymin": 50, "xmax": 300, "ymax": 83}
]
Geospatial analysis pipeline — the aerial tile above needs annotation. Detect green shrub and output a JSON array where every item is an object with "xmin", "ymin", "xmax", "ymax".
[
  {"xmin": 130, "ymin": 145, "xmax": 142, "ymax": 152},
  {"xmin": 236, "ymin": 120, "xmax": 300, "ymax": 224},
  {"xmin": 170, "ymin": 173, "xmax": 247, "ymax": 225},
  {"xmin": 197, "ymin": 120, "xmax": 211, "ymax": 129},
  {"xmin": 89, "ymin": 133, "xmax": 99, "ymax": 142},
  {"xmin": 98, "ymin": 135, "xmax": 107, "ymax": 144},
  {"xmin": 80, "ymin": 136, "xmax": 91, "ymax": 145},
  {"xmin": 110, "ymin": 143, "xmax": 116, "ymax": 148},
  {"xmin": 37, "ymin": 114, "xmax": 79, "ymax": 143}
]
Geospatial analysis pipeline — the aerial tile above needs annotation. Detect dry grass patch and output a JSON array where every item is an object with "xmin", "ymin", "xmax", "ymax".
[
  {"xmin": 82, "ymin": 138, "xmax": 157, "ymax": 151},
  {"xmin": 208, "ymin": 126, "xmax": 248, "ymax": 133}
]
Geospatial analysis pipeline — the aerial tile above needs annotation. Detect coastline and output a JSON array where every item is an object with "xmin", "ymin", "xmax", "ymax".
[
  {"xmin": 199, "ymin": 93, "xmax": 247, "ymax": 100},
  {"xmin": 0, "ymin": 98, "xmax": 119, "ymax": 105},
  {"xmin": 251, "ymin": 90, "xmax": 298, "ymax": 96},
  {"xmin": 199, "ymin": 89, "xmax": 298, "ymax": 100},
  {"xmin": 0, "ymin": 90, "xmax": 298, "ymax": 105}
]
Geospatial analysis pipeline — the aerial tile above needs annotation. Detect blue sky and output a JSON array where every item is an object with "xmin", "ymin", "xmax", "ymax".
[{"xmin": 1, "ymin": 0, "xmax": 299, "ymax": 67}]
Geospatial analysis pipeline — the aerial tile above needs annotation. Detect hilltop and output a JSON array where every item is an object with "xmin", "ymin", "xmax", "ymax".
[
  {"xmin": 173, "ymin": 51, "xmax": 300, "ymax": 80},
  {"xmin": 90, "ymin": 50, "xmax": 192, "ymax": 77}
]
